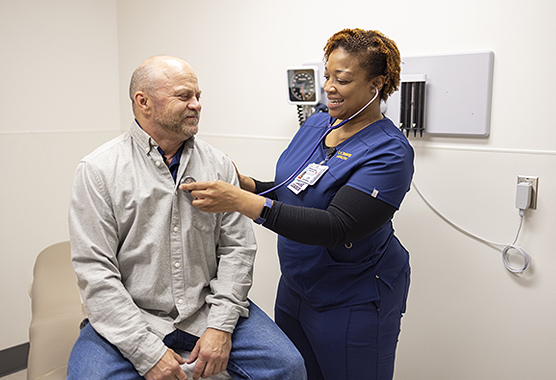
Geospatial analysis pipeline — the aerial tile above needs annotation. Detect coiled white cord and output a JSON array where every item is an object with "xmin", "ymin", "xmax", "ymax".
[{"xmin": 412, "ymin": 181, "xmax": 531, "ymax": 274}]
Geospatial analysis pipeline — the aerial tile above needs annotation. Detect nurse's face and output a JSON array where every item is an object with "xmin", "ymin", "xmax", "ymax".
[{"xmin": 324, "ymin": 48, "xmax": 376, "ymax": 121}]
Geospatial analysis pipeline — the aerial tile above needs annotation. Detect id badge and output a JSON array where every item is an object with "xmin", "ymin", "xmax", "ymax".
[
  {"xmin": 288, "ymin": 163, "xmax": 328, "ymax": 194},
  {"xmin": 298, "ymin": 163, "xmax": 329, "ymax": 185},
  {"xmin": 287, "ymin": 178, "xmax": 308, "ymax": 195}
]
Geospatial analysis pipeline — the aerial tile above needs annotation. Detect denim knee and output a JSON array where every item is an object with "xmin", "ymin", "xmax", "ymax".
[
  {"xmin": 227, "ymin": 301, "xmax": 308, "ymax": 380},
  {"xmin": 67, "ymin": 321, "xmax": 141, "ymax": 380},
  {"xmin": 279, "ymin": 348, "xmax": 307, "ymax": 380}
]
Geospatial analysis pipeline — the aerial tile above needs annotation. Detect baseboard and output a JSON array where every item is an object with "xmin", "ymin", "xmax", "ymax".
[{"xmin": 0, "ymin": 343, "xmax": 29, "ymax": 377}]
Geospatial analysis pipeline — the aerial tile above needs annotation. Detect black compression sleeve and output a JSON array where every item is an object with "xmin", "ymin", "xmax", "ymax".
[
  {"xmin": 263, "ymin": 185, "xmax": 397, "ymax": 248},
  {"xmin": 253, "ymin": 179, "xmax": 277, "ymax": 199}
]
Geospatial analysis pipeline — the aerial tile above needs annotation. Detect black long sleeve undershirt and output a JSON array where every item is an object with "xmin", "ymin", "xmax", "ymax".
[
  {"xmin": 253, "ymin": 180, "xmax": 397, "ymax": 248},
  {"xmin": 253, "ymin": 180, "xmax": 277, "ymax": 199}
]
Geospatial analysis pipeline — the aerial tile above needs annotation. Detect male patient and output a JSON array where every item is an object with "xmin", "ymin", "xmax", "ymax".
[{"xmin": 67, "ymin": 55, "xmax": 306, "ymax": 380}]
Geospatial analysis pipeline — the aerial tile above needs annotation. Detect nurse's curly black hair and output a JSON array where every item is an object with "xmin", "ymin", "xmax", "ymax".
[{"xmin": 323, "ymin": 28, "xmax": 401, "ymax": 101}]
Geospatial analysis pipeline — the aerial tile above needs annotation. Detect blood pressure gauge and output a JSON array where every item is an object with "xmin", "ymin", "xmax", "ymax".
[{"xmin": 287, "ymin": 66, "xmax": 321, "ymax": 105}]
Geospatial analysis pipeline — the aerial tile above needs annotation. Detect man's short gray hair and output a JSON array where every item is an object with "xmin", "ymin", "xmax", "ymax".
[{"xmin": 129, "ymin": 63, "xmax": 158, "ymax": 103}]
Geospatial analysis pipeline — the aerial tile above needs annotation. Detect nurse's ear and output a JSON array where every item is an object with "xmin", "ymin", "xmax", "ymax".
[{"xmin": 370, "ymin": 75, "xmax": 385, "ymax": 93}]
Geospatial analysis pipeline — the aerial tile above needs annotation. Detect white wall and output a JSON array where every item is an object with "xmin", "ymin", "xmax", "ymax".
[
  {"xmin": 116, "ymin": 1, "xmax": 556, "ymax": 379},
  {"xmin": 2, "ymin": 0, "xmax": 555, "ymax": 378},
  {"xmin": 0, "ymin": 0, "xmax": 121, "ymax": 350}
]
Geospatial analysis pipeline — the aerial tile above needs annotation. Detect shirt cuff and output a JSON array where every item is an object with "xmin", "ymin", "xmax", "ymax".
[{"xmin": 206, "ymin": 302, "xmax": 246, "ymax": 333}]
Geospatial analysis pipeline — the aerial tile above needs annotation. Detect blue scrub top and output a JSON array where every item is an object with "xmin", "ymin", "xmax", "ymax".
[{"xmin": 274, "ymin": 112, "xmax": 414, "ymax": 309}]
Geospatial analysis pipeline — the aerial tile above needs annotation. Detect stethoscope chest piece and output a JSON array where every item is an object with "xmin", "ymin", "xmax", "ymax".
[{"xmin": 180, "ymin": 176, "xmax": 196, "ymax": 185}]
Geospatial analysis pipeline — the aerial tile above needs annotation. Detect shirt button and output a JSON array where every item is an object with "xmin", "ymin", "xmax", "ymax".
[
  {"xmin": 173, "ymin": 226, "xmax": 179, "ymax": 232},
  {"xmin": 174, "ymin": 262, "xmax": 181, "ymax": 268},
  {"xmin": 177, "ymin": 299, "xmax": 184, "ymax": 304},
  {"xmin": 155, "ymin": 161, "xmax": 162, "ymax": 167}
]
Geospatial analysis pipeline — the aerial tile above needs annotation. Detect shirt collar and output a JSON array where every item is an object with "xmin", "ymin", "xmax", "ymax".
[{"xmin": 130, "ymin": 119, "xmax": 195, "ymax": 155}]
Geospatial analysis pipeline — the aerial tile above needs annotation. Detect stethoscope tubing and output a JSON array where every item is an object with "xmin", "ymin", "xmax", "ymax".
[
  {"xmin": 257, "ymin": 88, "xmax": 379, "ymax": 196},
  {"xmin": 257, "ymin": 122, "xmax": 337, "ymax": 196}
]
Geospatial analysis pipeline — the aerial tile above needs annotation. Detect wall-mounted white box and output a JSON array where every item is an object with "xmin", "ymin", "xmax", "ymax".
[{"xmin": 385, "ymin": 51, "xmax": 494, "ymax": 137}]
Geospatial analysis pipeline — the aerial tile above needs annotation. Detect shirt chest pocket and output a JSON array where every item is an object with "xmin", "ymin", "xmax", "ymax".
[
  {"xmin": 177, "ymin": 190, "xmax": 218, "ymax": 234},
  {"xmin": 190, "ymin": 207, "xmax": 218, "ymax": 233}
]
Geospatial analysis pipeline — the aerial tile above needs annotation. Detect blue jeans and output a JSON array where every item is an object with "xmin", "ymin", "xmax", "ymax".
[{"xmin": 67, "ymin": 302, "xmax": 307, "ymax": 380}]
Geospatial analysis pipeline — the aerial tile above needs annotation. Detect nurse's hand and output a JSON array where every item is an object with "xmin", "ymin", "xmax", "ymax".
[
  {"xmin": 231, "ymin": 161, "xmax": 256, "ymax": 192},
  {"xmin": 180, "ymin": 180, "xmax": 265, "ymax": 220}
]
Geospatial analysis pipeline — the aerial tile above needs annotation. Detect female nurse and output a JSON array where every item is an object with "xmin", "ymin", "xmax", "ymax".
[{"xmin": 181, "ymin": 28, "xmax": 414, "ymax": 380}]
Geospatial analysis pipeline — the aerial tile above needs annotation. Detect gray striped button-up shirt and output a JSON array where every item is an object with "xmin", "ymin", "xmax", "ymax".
[{"xmin": 69, "ymin": 121, "xmax": 256, "ymax": 375}]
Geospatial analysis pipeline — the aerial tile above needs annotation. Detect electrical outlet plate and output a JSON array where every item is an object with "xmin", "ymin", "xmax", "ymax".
[{"xmin": 517, "ymin": 175, "xmax": 539, "ymax": 209}]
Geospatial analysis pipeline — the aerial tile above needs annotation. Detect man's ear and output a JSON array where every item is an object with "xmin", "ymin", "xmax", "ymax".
[{"xmin": 134, "ymin": 91, "xmax": 150, "ymax": 114}]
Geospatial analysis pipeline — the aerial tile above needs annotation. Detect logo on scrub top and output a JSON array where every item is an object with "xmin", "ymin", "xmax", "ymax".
[{"xmin": 335, "ymin": 151, "xmax": 352, "ymax": 161}]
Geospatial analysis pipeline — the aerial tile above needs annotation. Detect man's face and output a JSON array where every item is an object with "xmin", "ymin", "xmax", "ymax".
[{"xmin": 151, "ymin": 63, "xmax": 202, "ymax": 139}]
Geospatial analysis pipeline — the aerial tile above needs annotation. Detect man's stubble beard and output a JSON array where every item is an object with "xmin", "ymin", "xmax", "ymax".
[{"xmin": 155, "ymin": 110, "xmax": 200, "ymax": 139}]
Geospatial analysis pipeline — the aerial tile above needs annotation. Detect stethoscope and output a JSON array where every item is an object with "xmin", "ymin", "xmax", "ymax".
[{"xmin": 258, "ymin": 87, "xmax": 380, "ymax": 196}]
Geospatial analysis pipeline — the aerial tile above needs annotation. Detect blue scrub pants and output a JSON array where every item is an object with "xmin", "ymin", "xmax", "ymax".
[
  {"xmin": 274, "ymin": 270, "xmax": 410, "ymax": 380},
  {"xmin": 67, "ymin": 302, "xmax": 307, "ymax": 380}
]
